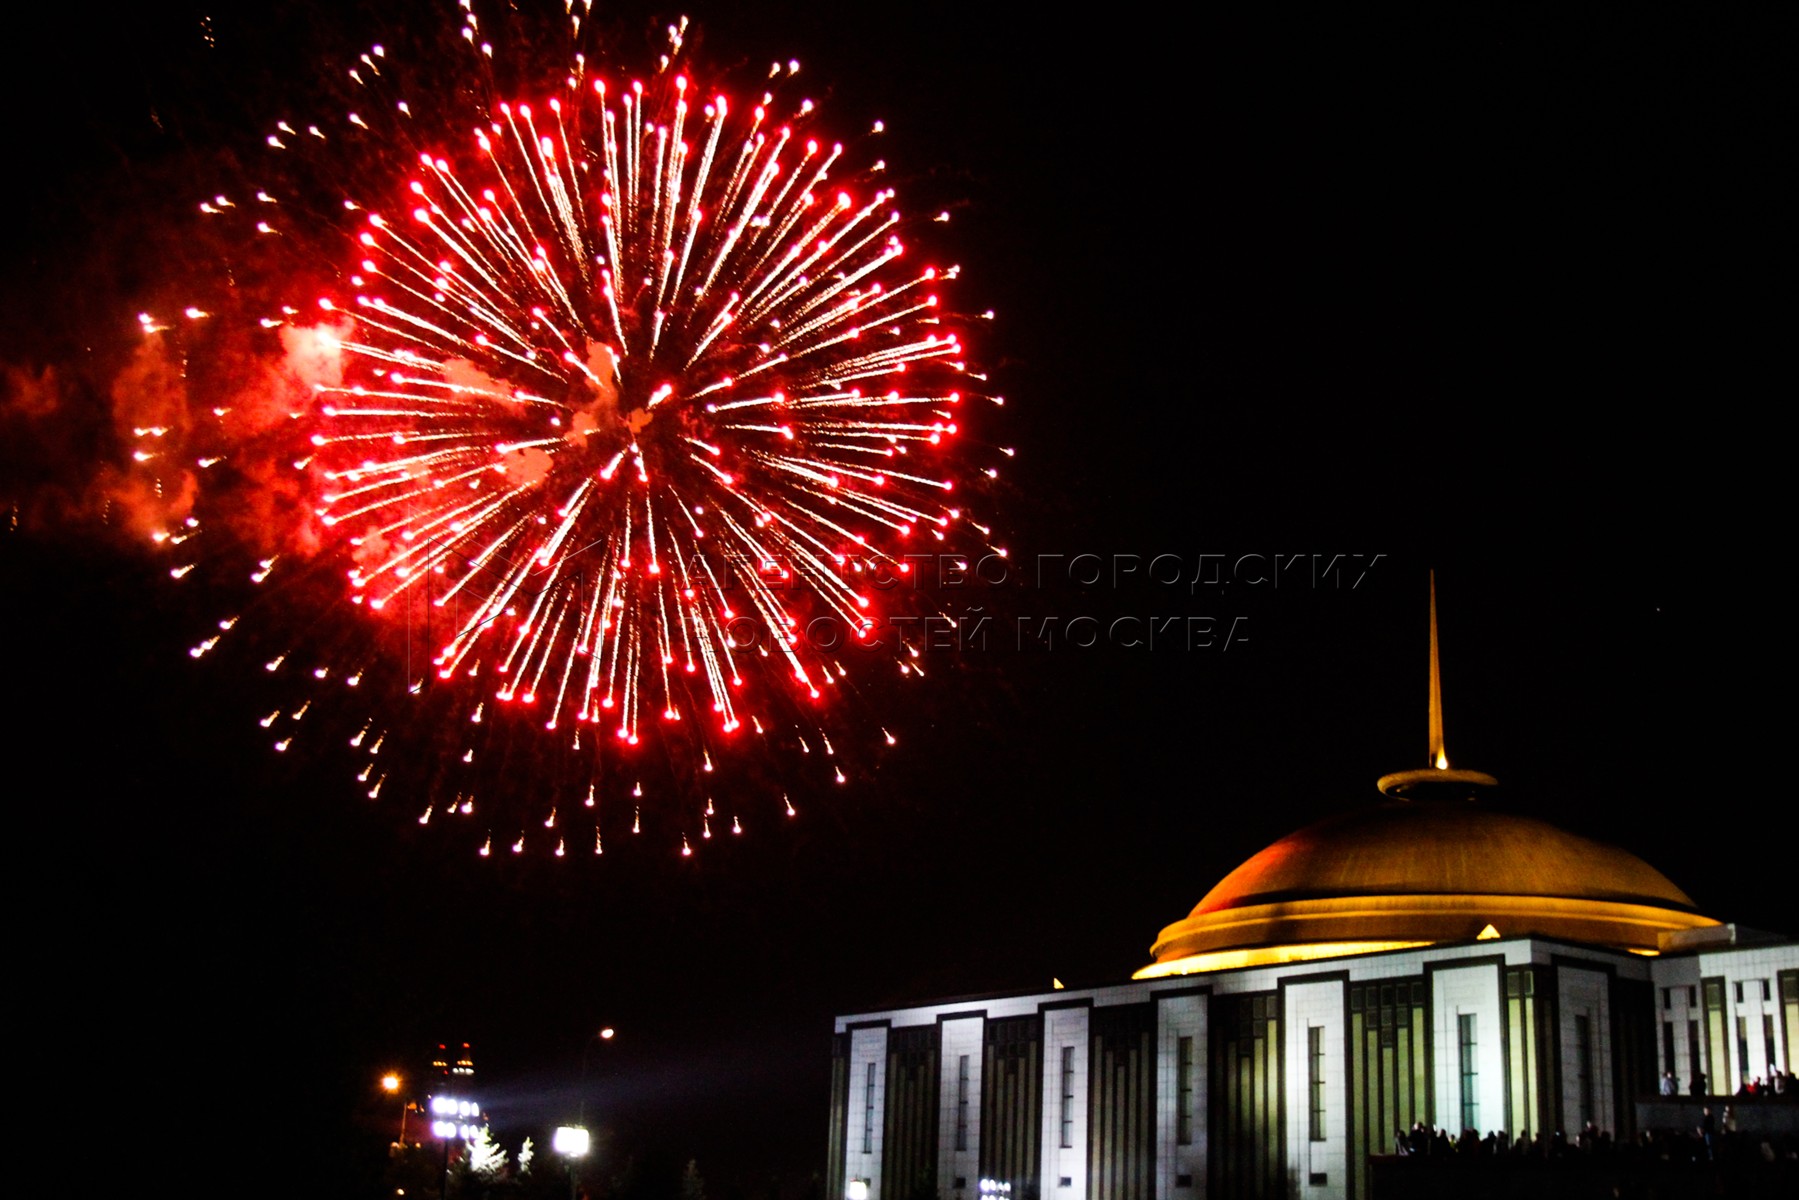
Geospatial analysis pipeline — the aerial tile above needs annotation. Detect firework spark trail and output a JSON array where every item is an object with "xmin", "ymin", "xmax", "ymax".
[{"xmin": 134, "ymin": 9, "xmax": 1009, "ymax": 856}]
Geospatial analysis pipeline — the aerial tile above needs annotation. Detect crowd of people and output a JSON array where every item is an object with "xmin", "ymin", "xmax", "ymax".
[
  {"xmin": 1377, "ymin": 1116, "xmax": 1799, "ymax": 1199},
  {"xmin": 1657, "ymin": 1068, "xmax": 1796, "ymax": 1098},
  {"xmin": 1389, "ymin": 1112, "xmax": 1798, "ymax": 1167}
]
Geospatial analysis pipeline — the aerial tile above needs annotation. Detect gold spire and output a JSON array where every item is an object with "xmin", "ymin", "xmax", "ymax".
[
  {"xmin": 1429, "ymin": 571, "xmax": 1447, "ymax": 769},
  {"xmin": 1378, "ymin": 572, "xmax": 1496, "ymax": 798}
]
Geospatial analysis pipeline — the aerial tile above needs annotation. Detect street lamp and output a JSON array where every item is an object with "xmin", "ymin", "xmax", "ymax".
[
  {"xmin": 553, "ymin": 1125, "xmax": 590, "ymax": 1200},
  {"xmin": 381, "ymin": 1073, "xmax": 408, "ymax": 1149}
]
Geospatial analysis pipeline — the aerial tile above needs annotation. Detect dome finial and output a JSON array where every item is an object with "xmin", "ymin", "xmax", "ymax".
[
  {"xmin": 1429, "ymin": 571, "xmax": 1447, "ymax": 769},
  {"xmin": 1378, "ymin": 572, "xmax": 1495, "ymax": 798}
]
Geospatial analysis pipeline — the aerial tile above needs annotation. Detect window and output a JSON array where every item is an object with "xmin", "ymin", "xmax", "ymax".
[
  {"xmin": 1737, "ymin": 1017, "xmax": 1750, "ymax": 1076},
  {"xmin": 1784, "ymin": 976, "xmax": 1799, "ymax": 1073},
  {"xmin": 1574, "ymin": 1015, "xmax": 1594, "ymax": 1127},
  {"xmin": 1308, "ymin": 1026, "xmax": 1327, "ymax": 1141},
  {"xmin": 1663, "ymin": 1023, "xmax": 1676, "ymax": 1077},
  {"xmin": 1764, "ymin": 980, "xmax": 1774, "ymax": 1002},
  {"xmin": 1176, "ymin": 1035, "xmax": 1194, "ymax": 1145},
  {"xmin": 1662, "ymin": 987, "xmax": 1672, "ymax": 1010},
  {"xmin": 1059, "ymin": 1046, "xmax": 1075, "ymax": 1149},
  {"xmin": 863, "ymin": 1062, "xmax": 876, "ymax": 1153},
  {"xmin": 1735, "ymin": 981, "xmax": 1745, "ymax": 1005},
  {"xmin": 1766, "ymin": 1016, "xmax": 1780, "ymax": 1072},
  {"xmin": 1705, "ymin": 981, "xmax": 1728, "ymax": 1093},
  {"xmin": 955, "ymin": 1054, "xmax": 970, "ymax": 1151},
  {"xmin": 1688, "ymin": 986, "xmax": 1697, "ymax": 1007},
  {"xmin": 1458, "ymin": 1013, "xmax": 1480, "ymax": 1132}
]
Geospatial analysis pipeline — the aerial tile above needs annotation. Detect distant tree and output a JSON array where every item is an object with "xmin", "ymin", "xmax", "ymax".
[
  {"xmin": 605, "ymin": 1151, "xmax": 645, "ymax": 1200},
  {"xmin": 681, "ymin": 1159, "xmax": 707, "ymax": 1200},
  {"xmin": 518, "ymin": 1135, "xmax": 576, "ymax": 1200},
  {"xmin": 469, "ymin": 1127, "xmax": 511, "ymax": 1180}
]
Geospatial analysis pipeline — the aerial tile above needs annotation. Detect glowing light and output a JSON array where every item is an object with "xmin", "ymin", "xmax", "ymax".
[
  {"xmin": 141, "ymin": 8, "xmax": 1009, "ymax": 856},
  {"xmin": 553, "ymin": 1126, "xmax": 591, "ymax": 1158},
  {"xmin": 1132, "ymin": 942, "xmax": 1434, "ymax": 979}
]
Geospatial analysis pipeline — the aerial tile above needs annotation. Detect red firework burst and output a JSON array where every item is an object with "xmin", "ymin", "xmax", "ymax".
[{"xmin": 133, "ymin": 11, "xmax": 1009, "ymax": 857}]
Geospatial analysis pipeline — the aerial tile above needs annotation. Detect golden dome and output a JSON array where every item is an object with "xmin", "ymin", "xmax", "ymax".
[
  {"xmin": 1135, "ymin": 576, "xmax": 1723, "ymax": 980},
  {"xmin": 1135, "ymin": 788, "xmax": 1719, "ymax": 978}
]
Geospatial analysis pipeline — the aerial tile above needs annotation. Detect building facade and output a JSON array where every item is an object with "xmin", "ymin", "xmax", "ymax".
[
  {"xmin": 827, "ymin": 593, "xmax": 1798, "ymax": 1200},
  {"xmin": 829, "ymin": 927, "xmax": 1797, "ymax": 1200}
]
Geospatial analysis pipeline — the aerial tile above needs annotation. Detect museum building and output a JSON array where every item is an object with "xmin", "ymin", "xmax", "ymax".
[{"xmin": 825, "ymin": 593, "xmax": 1798, "ymax": 1200}]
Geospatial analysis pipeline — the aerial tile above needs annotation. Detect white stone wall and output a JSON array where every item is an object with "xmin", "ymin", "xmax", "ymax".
[
  {"xmin": 1432, "ymin": 964, "xmax": 1505, "ymax": 1135},
  {"xmin": 1283, "ymin": 979, "xmax": 1346, "ymax": 1200},
  {"xmin": 1695, "ymin": 945, "xmax": 1792, "ymax": 1088},
  {"xmin": 1555, "ymin": 966, "xmax": 1614, "ymax": 1133},
  {"xmin": 937, "ymin": 1016, "xmax": 984, "ymax": 1195},
  {"xmin": 1156, "ymin": 992, "xmax": 1207, "ymax": 1198},
  {"xmin": 1653, "ymin": 961, "xmax": 1703, "ymax": 1088},
  {"xmin": 846, "ymin": 1026, "xmax": 889, "ymax": 1199},
  {"xmin": 1039, "ymin": 1007, "xmax": 1091, "ymax": 1197},
  {"xmin": 1648, "ymin": 942, "xmax": 1799, "ymax": 1092}
]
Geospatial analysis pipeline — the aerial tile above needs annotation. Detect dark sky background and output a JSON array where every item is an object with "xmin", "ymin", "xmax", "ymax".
[{"xmin": 4, "ymin": 3, "xmax": 1789, "ymax": 1197}]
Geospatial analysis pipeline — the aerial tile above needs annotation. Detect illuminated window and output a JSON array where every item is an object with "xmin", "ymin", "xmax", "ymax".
[
  {"xmin": 1059, "ymin": 1046, "xmax": 1075, "ymax": 1149},
  {"xmin": 1177, "ymin": 1035, "xmax": 1194, "ymax": 1145},
  {"xmin": 1784, "ymin": 976, "xmax": 1799, "ymax": 1073},
  {"xmin": 955, "ymin": 1055, "xmax": 970, "ymax": 1151},
  {"xmin": 1457, "ymin": 1014, "xmax": 1479, "ymax": 1132},
  {"xmin": 863, "ymin": 1062, "xmax": 876, "ymax": 1153},
  {"xmin": 1308, "ymin": 1026, "xmax": 1326, "ymax": 1142}
]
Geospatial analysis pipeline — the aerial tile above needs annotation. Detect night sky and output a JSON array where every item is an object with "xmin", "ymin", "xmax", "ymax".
[{"xmin": 4, "ymin": 3, "xmax": 1788, "ymax": 1197}]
